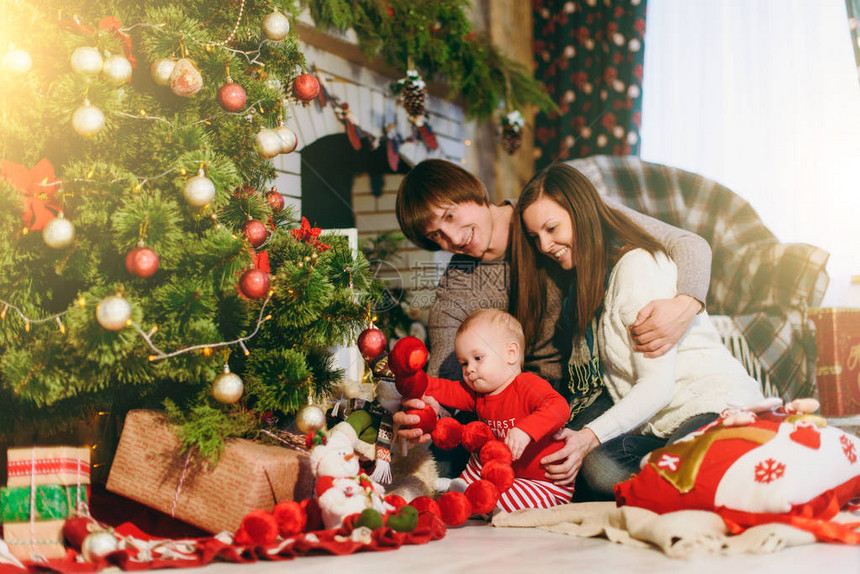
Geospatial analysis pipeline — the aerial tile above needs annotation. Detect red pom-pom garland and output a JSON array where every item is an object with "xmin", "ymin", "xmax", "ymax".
[
  {"xmin": 431, "ymin": 417, "xmax": 463, "ymax": 450},
  {"xmin": 437, "ymin": 492, "xmax": 471, "ymax": 527},
  {"xmin": 384, "ymin": 494, "xmax": 408, "ymax": 511},
  {"xmin": 481, "ymin": 459, "xmax": 515, "ymax": 493},
  {"xmin": 272, "ymin": 501, "xmax": 306, "ymax": 537},
  {"xmin": 465, "ymin": 480, "xmax": 500, "ymax": 515},
  {"xmin": 461, "ymin": 421, "xmax": 495, "ymax": 453},
  {"xmin": 388, "ymin": 336, "xmax": 429, "ymax": 377},
  {"xmin": 409, "ymin": 495, "xmax": 441, "ymax": 518},
  {"xmin": 406, "ymin": 404, "xmax": 437, "ymax": 435},
  {"xmin": 479, "ymin": 440, "xmax": 513, "ymax": 466},
  {"xmin": 234, "ymin": 509, "xmax": 279, "ymax": 546}
]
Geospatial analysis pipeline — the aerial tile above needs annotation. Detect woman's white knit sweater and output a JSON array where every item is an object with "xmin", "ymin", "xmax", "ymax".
[{"xmin": 586, "ymin": 249, "xmax": 764, "ymax": 442}]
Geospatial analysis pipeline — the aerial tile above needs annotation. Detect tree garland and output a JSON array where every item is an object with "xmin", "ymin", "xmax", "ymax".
[{"xmin": 300, "ymin": 0, "xmax": 557, "ymax": 119}]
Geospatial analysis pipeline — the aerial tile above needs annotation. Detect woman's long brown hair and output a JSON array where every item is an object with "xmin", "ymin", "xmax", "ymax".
[{"xmin": 511, "ymin": 163, "xmax": 665, "ymax": 348}]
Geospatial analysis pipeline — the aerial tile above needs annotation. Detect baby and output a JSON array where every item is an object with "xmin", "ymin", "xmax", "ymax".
[{"xmin": 425, "ymin": 308, "xmax": 573, "ymax": 512}]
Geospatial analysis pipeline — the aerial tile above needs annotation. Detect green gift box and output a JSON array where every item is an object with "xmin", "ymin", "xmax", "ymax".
[{"xmin": 0, "ymin": 484, "xmax": 88, "ymax": 522}]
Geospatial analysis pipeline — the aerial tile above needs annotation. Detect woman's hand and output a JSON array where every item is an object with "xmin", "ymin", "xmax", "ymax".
[
  {"xmin": 541, "ymin": 427, "xmax": 600, "ymax": 486},
  {"xmin": 629, "ymin": 294, "xmax": 702, "ymax": 357},
  {"xmin": 392, "ymin": 395, "xmax": 442, "ymax": 444}
]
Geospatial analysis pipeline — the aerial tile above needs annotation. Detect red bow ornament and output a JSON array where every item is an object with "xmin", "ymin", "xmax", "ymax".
[
  {"xmin": 0, "ymin": 158, "xmax": 61, "ymax": 231},
  {"xmin": 59, "ymin": 16, "xmax": 137, "ymax": 68},
  {"xmin": 290, "ymin": 217, "xmax": 330, "ymax": 252}
]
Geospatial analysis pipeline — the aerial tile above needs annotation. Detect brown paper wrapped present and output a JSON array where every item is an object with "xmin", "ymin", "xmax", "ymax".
[
  {"xmin": 2, "ymin": 519, "xmax": 67, "ymax": 561},
  {"xmin": 106, "ymin": 410, "xmax": 313, "ymax": 534},
  {"xmin": 808, "ymin": 307, "xmax": 860, "ymax": 417},
  {"xmin": 6, "ymin": 447, "xmax": 90, "ymax": 488}
]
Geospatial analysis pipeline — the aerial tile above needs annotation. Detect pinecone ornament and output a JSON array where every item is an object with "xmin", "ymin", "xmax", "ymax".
[
  {"xmin": 395, "ymin": 70, "xmax": 426, "ymax": 119},
  {"xmin": 501, "ymin": 110, "xmax": 525, "ymax": 155}
]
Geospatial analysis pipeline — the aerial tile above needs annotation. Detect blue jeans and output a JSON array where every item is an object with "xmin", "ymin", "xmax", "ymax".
[{"xmin": 579, "ymin": 412, "xmax": 719, "ymax": 500}]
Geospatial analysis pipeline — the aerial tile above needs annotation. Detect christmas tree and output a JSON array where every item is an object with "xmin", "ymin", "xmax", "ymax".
[{"xmin": 0, "ymin": 0, "xmax": 376, "ymax": 457}]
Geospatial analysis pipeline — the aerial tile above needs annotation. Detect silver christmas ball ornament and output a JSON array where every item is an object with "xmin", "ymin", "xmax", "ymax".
[
  {"xmin": 2, "ymin": 48, "xmax": 32, "ymax": 75},
  {"xmin": 72, "ymin": 101, "xmax": 105, "ymax": 138},
  {"xmin": 70, "ymin": 46, "xmax": 103, "ymax": 76},
  {"xmin": 150, "ymin": 58, "xmax": 176, "ymax": 86},
  {"xmin": 183, "ymin": 170, "xmax": 216, "ymax": 207},
  {"xmin": 42, "ymin": 215, "xmax": 75, "ymax": 249},
  {"xmin": 82, "ymin": 530, "xmax": 118, "ymax": 562},
  {"xmin": 262, "ymin": 12, "xmax": 290, "ymax": 41},
  {"xmin": 102, "ymin": 54, "xmax": 133, "ymax": 85},
  {"xmin": 295, "ymin": 404, "xmax": 326, "ymax": 434},
  {"xmin": 96, "ymin": 295, "xmax": 132, "ymax": 331},
  {"xmin": 255, "ymin": 128, "xmax": 284, "ymax": 159},
  {"xmin": 274, "ymin": 124, "xmax": 298, "ymax": 154},
  {"xmin": 212, "ymin": 365, "xmax": 244, "ymax": 404}
]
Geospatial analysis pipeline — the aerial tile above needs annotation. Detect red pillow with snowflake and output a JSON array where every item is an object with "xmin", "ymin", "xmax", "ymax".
[{"xmin": 615, "ymin": 407, "xmax": 860, "ymax": 543}]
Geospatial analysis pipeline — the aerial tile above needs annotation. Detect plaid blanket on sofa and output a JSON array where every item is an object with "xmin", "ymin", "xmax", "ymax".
[{"xmin": 566, "ymin": 155, "xmax": 830, "ymax": 400}]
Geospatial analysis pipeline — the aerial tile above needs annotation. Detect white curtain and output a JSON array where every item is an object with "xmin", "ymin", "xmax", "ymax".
[{"xmin": 640, "ymin": 0, "xmax": 860, "ymax": 306}]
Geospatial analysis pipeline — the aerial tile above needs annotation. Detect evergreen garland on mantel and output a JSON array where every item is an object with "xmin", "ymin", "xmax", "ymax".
[{"xmin": 301, "ymin": 0, "xmax": 556, "ymax": 119}]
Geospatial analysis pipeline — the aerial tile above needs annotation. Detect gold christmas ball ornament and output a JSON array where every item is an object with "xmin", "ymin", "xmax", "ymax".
[
  {"xmin": 150, "ymin": 58, "xmax": 176, "ymax": 86},
  {"xmin": 102, "ymin": 54, "xmax": 133, "ymax": 85},
  {"xmin": 43, "ymin": 215, "xmax": 75, "ymax": 249},
  {"xmin": 295, "ymin": 404, "xmax": 326, "ymax": 434},
  {"xmin": 254, "ymin": 128, "xmax": 284, "ymax": 159},
  {"xmin": 72, "ymin": 101, "xmax": 105, "ymax": 138},
  {"xmin": 96, "ymin": 295, "xmax": 132, "ymax": 331},
  {"xmin": 2, "ymin": 48, "xmax": 32, "ymax": 75},
  {"xmin": 183, "ymin": 170, "xmax": 216, "ymax": 207},
  {"xmin": 70, "ymin": 46, "xmax": 103, "ymax": 76},
  {"xmin": 274, "ymin": 124, "xmax": 298, "ymax": 154},
  {"xmin": 212, "ymin": 365, "xmax": 244, "ymax": 404},
  {"xmin": 81, "ymin": 530, "xmax": 118, "ymax": 563},
  {"xmin": 262, "ymin": 11, "xmax": 290, "ymax": 41}
]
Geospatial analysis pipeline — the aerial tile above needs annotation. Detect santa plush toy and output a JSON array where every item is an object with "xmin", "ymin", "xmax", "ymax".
[{"xmin": 309, "ymin": 431, "xmax": 393, "ymax": 530}]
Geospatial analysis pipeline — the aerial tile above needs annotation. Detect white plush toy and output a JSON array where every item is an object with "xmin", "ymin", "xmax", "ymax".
[{"xmin": 309, "ymin": 431, "xmax": 392, "ymax": 530}]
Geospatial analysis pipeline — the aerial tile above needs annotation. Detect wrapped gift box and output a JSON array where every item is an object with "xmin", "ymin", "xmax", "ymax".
[
  {"xmin": 106, "ymin": 410, "xmax": 313, "ymax": 534},
  {"xmin": 1, "ymin": 484, "xmax": 88, "ymax": 522},
  {"xmin": 2, "ymin": 519, "xmax": 67, "ymax": 561},
  {"xmin": 808, "ymin": 307, "xmax": 860, "ymax": 417},
  {"xmin": 6, "ymin": 447, "xmax": 90, "ymax": 488}
]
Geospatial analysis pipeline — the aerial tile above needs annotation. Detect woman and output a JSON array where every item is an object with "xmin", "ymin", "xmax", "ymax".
[
  {"xmin": 393, "ymin": 159, "xmax": 712, "ymax": 481},
  {"xmin": 511, "ymin": 163, "xmax": 764, "ymax": 498}
]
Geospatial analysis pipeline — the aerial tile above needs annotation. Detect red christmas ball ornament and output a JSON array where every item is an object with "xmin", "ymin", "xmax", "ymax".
[
  {"xmin": 266, "ymin": 189, "xmax": 285, "ymax": 212},
  {"xmin": 409, "ymin": 496, "xmax": 441, "ymax": 518},
  {"xmin": 465, "ymin": 480, "xmax": 499, "ymax": 515},
  {"xmin": 479, "ymin": 440, "xmax": 513, "ymax": 466},
  {"xmin": 388, "ymin": 336, "xmax": 429, "ymax": 376},
  {"xmin": 357, "ymin": 326, "xmax": 387, "ymax": 360},
  {"xmin": 437, "ymin": 491, "xmax": 471, "ymax": 527},
  {"xmin": 239, "ymin": 268, "xmax": 270, "ymax": 299},
  {"xmin": 242, "ymin": 219, "xmax": 268, "ymax": 248},
  {"xmin": 217, "ymin": 82, "xmax": 247, "ymax": 112},
  {"xmin": 293, "ymin": 73, "xmax": 320, "ymax": 102},
  {"xmin": 406, "ymin": 404, "xmax": 437, "ymax": 435},
  {"xmin": 125, "ymin": 246, "xmax": 160, "ymax": 278},
  {"xmin": 273, "ymin": 501, "xmax": 306, "ymax": 537},
  {"xmin": 461, "ymin": 421, "xmax": 495, "ymax": 453},
  {"xmin": 431, "ymin": 417, "xmax": 463, "ymax": 450},
  {"xmin": 481, "ymin": 459, "xmax": 515, "ymax": 493}
]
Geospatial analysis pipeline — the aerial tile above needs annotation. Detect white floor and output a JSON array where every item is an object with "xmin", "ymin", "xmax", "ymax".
[{"xmin": 164, "ymin": 520, "xmax": 860, "ymax": 574}]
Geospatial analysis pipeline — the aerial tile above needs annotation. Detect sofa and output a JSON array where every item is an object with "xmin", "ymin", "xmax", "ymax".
[{"xmin": 566, "ymin": 155, "xmax": 830, "ymax": 401}]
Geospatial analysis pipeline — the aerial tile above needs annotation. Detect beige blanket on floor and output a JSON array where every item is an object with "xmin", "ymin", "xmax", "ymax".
[{"xmin": 492, "ymin": 502, "xmax": 858, "ymax": 559}]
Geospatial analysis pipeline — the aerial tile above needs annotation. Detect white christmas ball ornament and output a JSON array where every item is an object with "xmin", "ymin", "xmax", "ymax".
[
  {"xmin": 2, "ymin": 48, "xmax": 32, "ymax": 75},
  {"xmin": 212, "ymin": 366, "xmax": 244, "ymax": 404},
  {"xmin": 255, "ymin": 128, "xmax": 284, "ymax": 159},
  {"xmin": 70, "ymin": 46, "xmax": 103, "ymax": 76},
  {"xmin": 72, "ymin": 102, "xmax": 105, "ymax": 138},
  {"xmin": 274, "ymin": 124, "xmax": 297, "ymax": 154},
  {"xmin": 262, "ymin": 12, "xmax": 290, "ymax": 41},
  {"xmin": 150, "ymin": 58, "xmax": 176, "ymax": 86},
  {"xmin": 102, "ymin": 54, "xmax": 133, "ymax": 85},
  {"xmin": 42, "ymin": 215, "xmax": 75, "ymax": 249},
  {"xmin": 96, "ymin": 295, "xmax": 132, "ymax": 331},
  {"xmin": 183, "ymin": 170, "xmax": 216, "ymax": 207}
]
